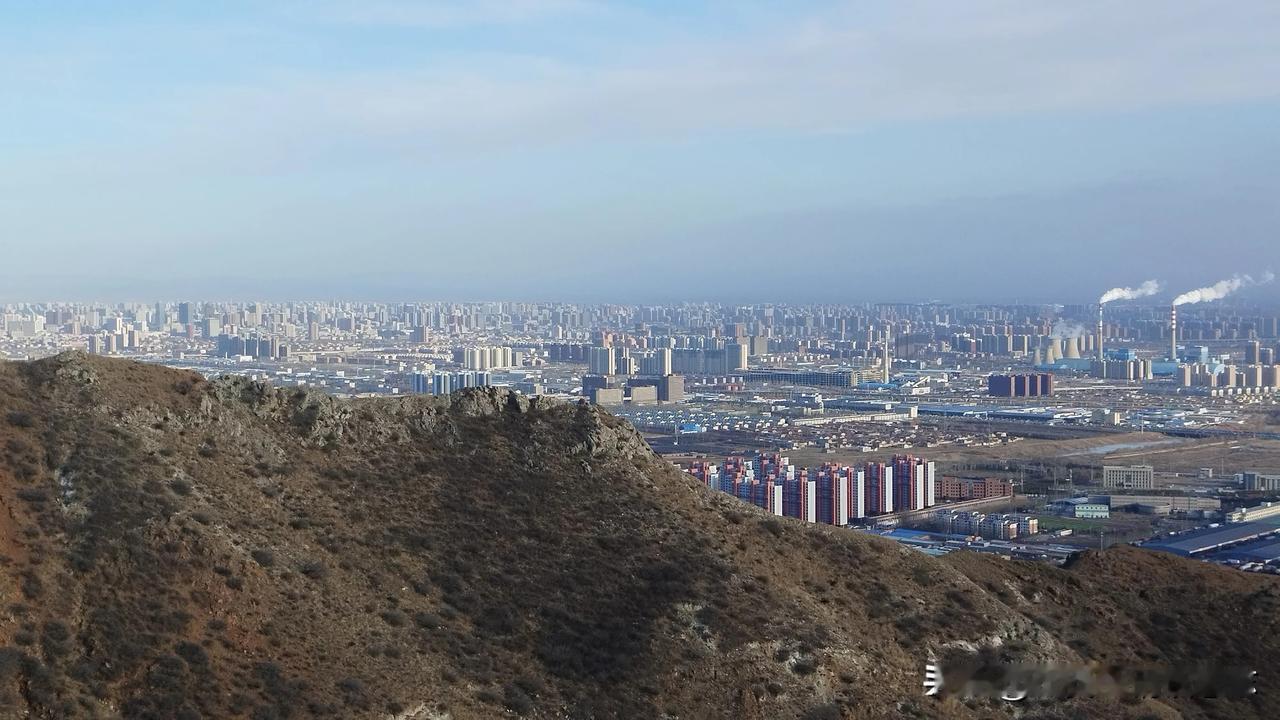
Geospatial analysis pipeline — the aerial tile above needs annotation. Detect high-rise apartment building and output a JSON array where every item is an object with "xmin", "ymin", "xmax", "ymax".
[
  {"xmin": 1246, "ymin": 340, "xmax": 1262, "ymax": 365},
  {"xmin": 588, "ymin": 346, "xmax": 615, "ymax": 376}
]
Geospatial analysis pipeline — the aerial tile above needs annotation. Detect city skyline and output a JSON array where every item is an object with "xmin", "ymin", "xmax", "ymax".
[
  {"xmin": 6, "ymin": 5, "xmax": 1280, "ymax": 714},
  {"xmin": 4, "ymin": 1, "xmax": 1280, "ymax": 302}
]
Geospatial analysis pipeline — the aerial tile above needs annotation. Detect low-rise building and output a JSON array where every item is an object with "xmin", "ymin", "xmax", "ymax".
[
  {"xmin": 932, "ymin": 510, "xmax": 1039, "ymax": 540},
  {"xmin": 1101, "ymin": 465, "xmax": 1155, "ymax": 490},
  {"xmin": 1241, "ymin": 472, "xmax": 1280, "ymax": 493},
  {"xmin": 591, "ymin": 387, "xmax": 625, "ymax": 405},
  {"xmin": 1228, "ymin": 502, "xmax": 1280, "ymax": 523},
  {"xmin": 938, "ymin": 476, "xmax": 1013, "ymax": 501},
  {"xmin": 1052, "ymin": 497, "xmax": 1110, "ymax": 519}
]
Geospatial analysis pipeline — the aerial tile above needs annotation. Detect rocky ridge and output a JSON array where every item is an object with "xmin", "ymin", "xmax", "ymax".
[{"xmin": 0, "ymin": 352, "xmax": 1274, "ymax": 719}]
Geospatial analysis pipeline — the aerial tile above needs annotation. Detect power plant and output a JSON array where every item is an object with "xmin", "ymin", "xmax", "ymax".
[
  {"xmin": 1165, "ymin": 272, "xmax": 1275, "ymax": 361},
  {"xmin": 1044, "ymin": 336, "xmax": 1059, "ymax": 364},
  {"xmin": 1095, "ymin": 279, "xmax": 1161, "ymax": 364},
  {"xmin": 1062, "ymin": 335, "xmax": 1081, "ymax": 360}
]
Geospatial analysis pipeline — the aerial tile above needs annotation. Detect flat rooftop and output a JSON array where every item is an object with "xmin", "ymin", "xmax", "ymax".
[
  {"xmin": 1142, "ymin": 522, "xmax": 1280, "ymax": 557},
  {"xmin": 1210, "ymin": 537, "xmax": 1280, "ymax": 563}
]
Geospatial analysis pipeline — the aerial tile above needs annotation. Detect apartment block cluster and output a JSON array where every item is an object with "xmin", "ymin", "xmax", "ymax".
[
  {"xmin": 584, "ymin": 337, "xmax": 687, "ymax": 405},
  {"xmin": 986, "ymin": 372, "xmax": 1054, "ymax": 397},
  {"xmin": 1090, "ymin": 357, "xmax": 1154, "ymax": 381},
  {"xmin": 411, "ymin": 371, "xmax": 492, "ymax": 396},
  {"xmin": 455, "ymin": 346, "xmax": 523, "ymax": 370},
  {"xmin": 213, "ymin": 333, "xmax": 290, "ymax": 360},
  {"xmin": 87, "ymin": 328, "xmax": 147, "ymax": 354},
  {"xmin": 932, "ymin": 510, "xmax": 1039, "ymax": 540},
  {"xmin": 685, "ymin": 453, "xmax": 938, "ymax": 524},
  {"xmin": 1177, "ymin": 363, "xmax": 1280, "ymax": 392},
  {"xmin": 586, "ymin": 343, "xmax": 749, "ymax": 377}
]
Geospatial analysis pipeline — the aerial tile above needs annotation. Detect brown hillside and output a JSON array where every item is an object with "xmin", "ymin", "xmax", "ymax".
[{"xmin": 0, "ymin": 352, "xmax": 1275, "ymax": 719}]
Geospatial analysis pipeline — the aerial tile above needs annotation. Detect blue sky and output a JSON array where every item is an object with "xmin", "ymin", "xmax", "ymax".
[{"xmin": 3, "ymin": 0, "xmax": 1279, "ymax": 302}]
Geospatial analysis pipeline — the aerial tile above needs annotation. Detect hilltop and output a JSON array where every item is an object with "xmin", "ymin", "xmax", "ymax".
[{"xmin": 0, "ymin": 352, "xmax": 1276, "ymax": 719}]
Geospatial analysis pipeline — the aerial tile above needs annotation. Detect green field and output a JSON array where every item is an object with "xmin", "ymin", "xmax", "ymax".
[{"xmin": 1034, "ymin": 515, "xmax": 1107, "ymax": 533}]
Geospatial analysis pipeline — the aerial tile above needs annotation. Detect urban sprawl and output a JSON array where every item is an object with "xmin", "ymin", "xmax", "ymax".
[{"xmin": 4, "ymin": 294, "xmax": 1280, "ymax": 573}]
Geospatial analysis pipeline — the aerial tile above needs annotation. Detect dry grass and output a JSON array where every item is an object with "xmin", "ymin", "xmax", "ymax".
[{"xmin": 0, "ymin": 353, "xmax": 1276, "ymax": 719}]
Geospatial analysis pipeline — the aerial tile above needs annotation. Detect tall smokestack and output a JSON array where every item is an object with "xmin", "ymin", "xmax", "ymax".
[
  {"xmin": 1170, "ymin": 305, "xmax": 1178, "ymax": 361},
  {"xmin": 1097, "ymin": 305, "xmax": 1105, "ymax": 362},
  {"xmin": 882, "ymin": 326, "xmax": 891, "ymax": 384}
]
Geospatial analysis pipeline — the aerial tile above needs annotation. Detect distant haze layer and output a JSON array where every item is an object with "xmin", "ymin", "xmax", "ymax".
[{"xmin": 1, "ymin": 1, "xmax": 1279, "ymax": 302}]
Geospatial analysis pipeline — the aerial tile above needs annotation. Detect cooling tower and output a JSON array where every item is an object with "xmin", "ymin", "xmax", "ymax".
[
  {"xmin": 1063, "ymin": 336, "xmax": 1081, "ymax": 359},
  {"xmin": 1044, "ymin": 337, "xmax": 1059, "ymax": 364}
]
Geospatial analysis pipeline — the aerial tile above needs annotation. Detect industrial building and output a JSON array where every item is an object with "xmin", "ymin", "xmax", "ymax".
[
  {"xmin": 1210, "ymin": 537, "xmax": 1280, "ymax": 564},
  {"xmin": 1227, "ymin": 501, "xmax": 1280, "ymax": 524},
  {"xmin": 590, "ymin": 387, "xmax": 625, "ymax": 405},
  {"xmin": 1142, "ymin": 522, "xmax": 1280, "ymax": 557},
  {"xmin": 1241, "ymin": 471, "xmax": 1280, "ymax": 492},
  {"xmin": 915, "ymin": 403, "xmax": 1089, "ymax": 423},
  {"xmin": 1101, "ymin": 465, "xmax": 1155, "ymax": 490},
  {"xmin": 743, "ymin": 368, "xmax": 865, "ymax": 388},
  {"xmin": 628, "ymin": 385, "xmax": 658, "ymax": 405},
  {"xmin": 586, "ymin": 372, "xmax": 685, "ymax": 405},
  {"xmin": 1102, "ymin": 494, "xmax": 1220, "ymax": 514},
  {"xmin": 624, "ymin": 374, "xmax": 685, "ymax": 403},
  {"xmin": 861, "ymin": 528, "xmax": 1081, "ymax": 564}
]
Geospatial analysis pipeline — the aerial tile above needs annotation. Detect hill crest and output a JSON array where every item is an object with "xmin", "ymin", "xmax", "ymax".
[{"xmin": 0, "ymin": 353, "xmax": 1275, "ymax": 719}]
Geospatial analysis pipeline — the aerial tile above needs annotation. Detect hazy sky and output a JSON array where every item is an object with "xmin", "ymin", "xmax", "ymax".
[{"xmin": 3, "ymin": 1, "xmax": 1279, "ymax": 303}]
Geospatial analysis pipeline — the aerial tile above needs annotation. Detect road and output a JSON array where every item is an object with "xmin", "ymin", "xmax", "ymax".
[{"xmin": 884, "ymin": 494, "xmax": 1023, "ymax": 524}]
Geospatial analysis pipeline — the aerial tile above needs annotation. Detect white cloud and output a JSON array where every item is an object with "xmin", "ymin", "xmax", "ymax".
[
  {"xmin": 8, "ymin": 0, "xmax": 1280, "ymax": 176},
  {"xmin": 306, "ymin": 0, "xmax": 605, "ymax": 28},
  {"xmin": 143, "ymin": 0, "xmax": 1280, "ymax": 165}
]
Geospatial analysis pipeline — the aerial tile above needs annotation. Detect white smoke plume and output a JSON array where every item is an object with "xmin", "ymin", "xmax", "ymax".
[
  {"xmin": 1099, "ymin": 279, "xmax": 1161, "ymax": 304},
  {"xmin": 1051, "ymin": 322, "xmax": 1086, "ymax": 339},
  {"xmin": 1172, "ymin": 272, "xmax": 1276, "ymax": 306}
]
